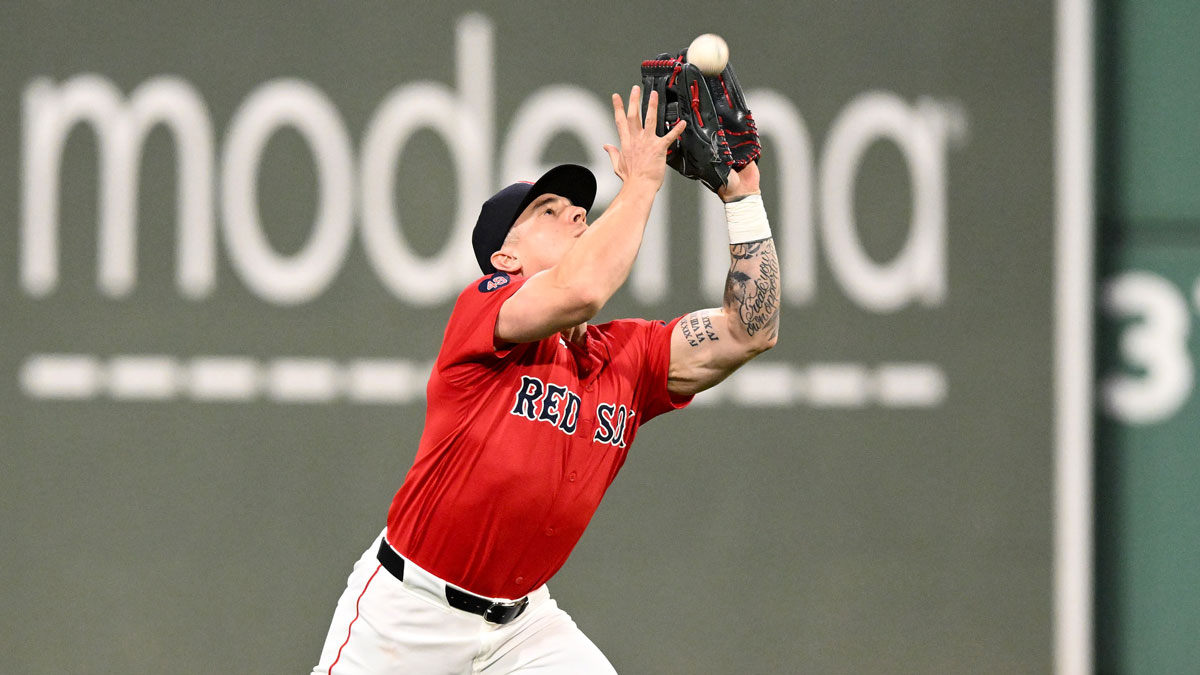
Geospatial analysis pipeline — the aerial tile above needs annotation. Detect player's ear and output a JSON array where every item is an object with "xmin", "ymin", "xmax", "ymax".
[{"xmin": 490, "ymin": 249, "xmax": 521, "ymax": 274}]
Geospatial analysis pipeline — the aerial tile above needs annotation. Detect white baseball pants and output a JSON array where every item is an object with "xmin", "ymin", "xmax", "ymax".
[{"xmin": 312, "ymin": 530, "xmax": 618, "ymax": 674}]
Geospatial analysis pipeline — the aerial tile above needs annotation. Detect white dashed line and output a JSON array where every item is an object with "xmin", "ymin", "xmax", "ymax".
[
  {"xmin": 108, "ymin": 355, "xmax": 178, "ymax": 400},
  {"xmin": 266, "ymin": 359, "xmax": 340, "ymax": 402},
  {"xmin": 346, "ymin": 359, "xmax": 415, "ymax": 404},
  {"xmin": 18, "ymin": 354, "xmax": 946, "ymax": 408},
  {"xmin": 186, "ymin": 357, "xmax": 261, "ymax": 400},
  {"xmin": 20, "ymin": 354, "xmax": 102, "ymax": 399},
  {"xmin": 876, "ymin": 363, "xmax": 947, "ymax": 407},
  {"xmin": 729, "ymin": 362, "xmax": 796, "ymax": 406},
  {"xmin": 806, "ymin": 363, "xmax": 871, "ymax": 408}
]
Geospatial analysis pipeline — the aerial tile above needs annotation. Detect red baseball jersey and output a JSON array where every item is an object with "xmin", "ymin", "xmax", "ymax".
[{"xmin": 386, "ymin": 272, "xmax": 693, "ymax": 599}]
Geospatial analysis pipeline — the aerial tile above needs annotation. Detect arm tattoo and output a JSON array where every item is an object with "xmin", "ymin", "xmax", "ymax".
[
  {"xmin": 681, "ymin": 310, "xmax": 722, "ymax": 348},
  {"xmin": 723, "ymin": 237, "xmax": 780, "ymax": 339}
]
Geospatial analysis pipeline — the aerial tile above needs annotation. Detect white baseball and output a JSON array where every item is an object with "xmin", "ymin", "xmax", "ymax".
[{"xmin": 686, "ymin": 34, "xmax": 730, "ymax": 76}]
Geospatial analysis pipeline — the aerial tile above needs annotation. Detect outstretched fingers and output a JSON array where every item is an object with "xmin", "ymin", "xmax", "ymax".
[
  {"xmin": 603, "ymin": 144, "xmax": 622, "ymax": 177},
  {"xmin": 641, "ymin": 89, "xmax": 658, "ymax": 134},
  {"xmin": 606, "ymin": 83, "xmax": 685, "ymax": 183},
  {"xmin": 625, "ymin": 85, "xmax": 643, "ymax": 132},
  {"xmin": 631, "ymin": 88, "xmax": 684, "ymax": 149},
  {"xmin": 611, "ymin": 93, "xmax": 630, "ymax": 149},
  {"xmin": 661, "ymin": 118, "xmax": 687, "ymax": 146}
]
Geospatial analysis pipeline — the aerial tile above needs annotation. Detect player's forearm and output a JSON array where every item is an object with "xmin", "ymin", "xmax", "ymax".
[
  {"xmin": 721, "ymin": 236, "xmax": 780, "ymax": 350},
  {"xmin": 719, "ymin": 191, "xmax": 780, "ymax": 351},
  {"xmin": 546, "ymin": 180, "xmax": 659, "ymax": 314}
]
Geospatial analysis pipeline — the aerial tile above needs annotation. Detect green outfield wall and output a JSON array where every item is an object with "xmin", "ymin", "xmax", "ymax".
[
  {"xmin": 1095, "ymin": 0, "xmax": 1200, "ymax": 671},
  {"xmin": 2, "ymin": 2, "xmax": 1076, "ymax": 672}
]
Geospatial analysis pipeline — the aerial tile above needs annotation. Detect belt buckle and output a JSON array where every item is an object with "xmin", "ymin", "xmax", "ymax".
[{"xmin": 483, "ymin": 597, "xmax": 528, "ymax": 625}]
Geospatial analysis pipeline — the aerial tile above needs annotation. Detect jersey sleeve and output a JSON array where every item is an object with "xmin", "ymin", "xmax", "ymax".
[
  {"xmin": 629, "ymin": 315, "xmax": 694, "ymax": 423},
  {"xmin": 436, "ymin": 273, "xmax": 527, "ymax": 374}
]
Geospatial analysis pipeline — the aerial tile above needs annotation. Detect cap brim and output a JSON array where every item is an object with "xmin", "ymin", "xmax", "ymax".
[{"xmin": 513, "ymin": 164, "xmax": 597, "ymax": 223}]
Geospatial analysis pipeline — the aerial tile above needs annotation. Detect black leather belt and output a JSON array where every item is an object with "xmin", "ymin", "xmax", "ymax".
[{"xmin": 376, "ymin": 539, "xmax": 529, "ymax": 625}]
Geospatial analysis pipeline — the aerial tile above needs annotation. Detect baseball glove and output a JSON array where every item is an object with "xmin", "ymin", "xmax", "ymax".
[
  {"xmin": 640, "ymin": 50, "xmax": 760, "ymax": 192},
  {"xmin": 703, "ymin": 60, "xmax": 761, "ymax": 170}
]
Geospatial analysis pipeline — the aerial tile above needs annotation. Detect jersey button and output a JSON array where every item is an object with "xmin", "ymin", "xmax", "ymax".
[
  {"xmin": 544, "ymin": 527, "xmax": 555, "ymax": 536},
  {"xmin": 515, "ymin": 576, "xmax": 525, "ymax": 585},
  {"xmin": 568, "ymin": 472, "xmax": 577, "ymax": 482},
  {"xmin": 585, "ymin": 384, "xmax": 594, "ymax": 392}
]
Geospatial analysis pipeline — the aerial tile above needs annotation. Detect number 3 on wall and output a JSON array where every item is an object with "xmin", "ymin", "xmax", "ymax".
[{"xmin": 1102, "ymin": 271, "xmax": 1195, "ymax": 425}]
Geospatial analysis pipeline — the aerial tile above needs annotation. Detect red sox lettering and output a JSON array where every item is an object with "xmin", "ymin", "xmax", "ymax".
[
  {"xmin": 591, "ymin": 403, "xmax": 634, "ymax": 449},
  {"xmin": 510, "ymin": 375, "xmax": 583, "ymax": 434},
  {"xmin": 509, "ymin": 375, "xmax": 634, "ymax": 447}
]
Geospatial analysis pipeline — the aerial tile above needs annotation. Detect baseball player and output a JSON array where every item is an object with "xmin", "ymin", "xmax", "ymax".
[{"xmin": 313, "ymin": 71, "xmax": 778, "ymax": 674}]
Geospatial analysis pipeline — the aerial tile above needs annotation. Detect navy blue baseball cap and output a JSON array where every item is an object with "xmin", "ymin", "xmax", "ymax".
[{"xmin": 472, "ymin": 164, "xmax": 597, "ymax": 274}]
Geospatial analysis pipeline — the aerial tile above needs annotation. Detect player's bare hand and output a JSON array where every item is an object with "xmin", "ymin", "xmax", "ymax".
[
  {"xmin": 602, "ymin": 86, "xmax": 686, "ymax": 188},
  {"xmin": 718, "ymin": 161, "xmax": 762, "ymax": 202}
]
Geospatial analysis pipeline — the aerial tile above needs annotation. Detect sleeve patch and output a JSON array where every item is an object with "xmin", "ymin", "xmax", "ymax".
[{"xmin": 479, "ymin": 272, "xmax": 511, "ymax": 292}]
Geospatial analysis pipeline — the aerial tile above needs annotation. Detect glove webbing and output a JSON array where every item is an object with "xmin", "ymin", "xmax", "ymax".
[{"xmin": 707, "ymin": 75, "xmax": 760, "ymax": 168}]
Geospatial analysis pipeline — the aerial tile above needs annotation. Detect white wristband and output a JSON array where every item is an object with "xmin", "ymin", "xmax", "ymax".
[{"xmin": 723, "ymin": 194, "xmax": 772, "ymax": 244}]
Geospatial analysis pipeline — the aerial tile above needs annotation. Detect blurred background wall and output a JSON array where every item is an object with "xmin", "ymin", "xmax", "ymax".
[
  {"xmin": 1095, "ymin": 0, "xmax": 1200, "ymax": 672},
  {"xmin": 0, "ymin": 0, "xmax": 1162, "ymax": 672}
]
